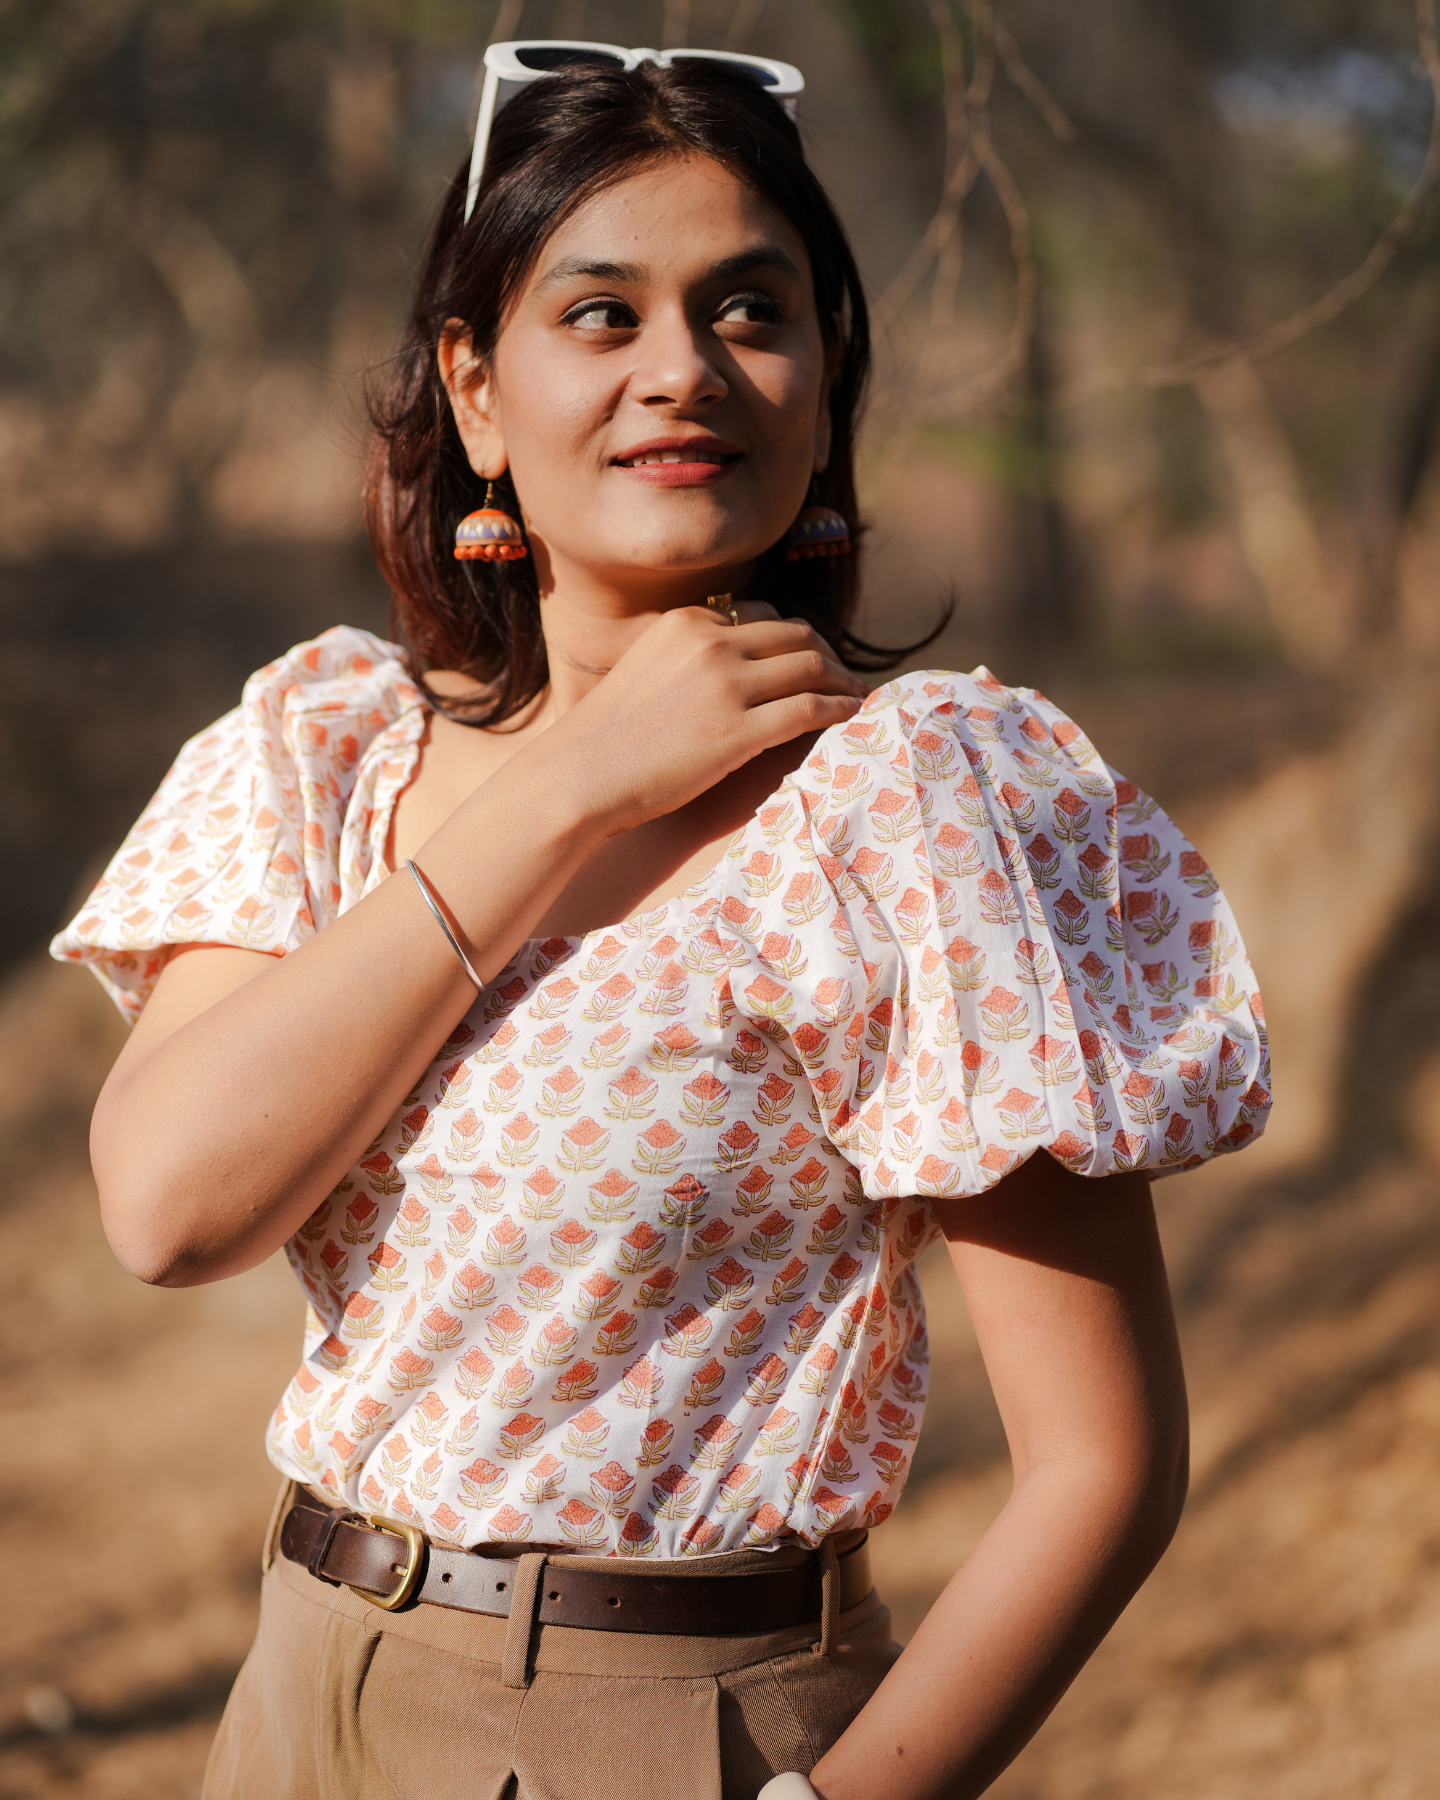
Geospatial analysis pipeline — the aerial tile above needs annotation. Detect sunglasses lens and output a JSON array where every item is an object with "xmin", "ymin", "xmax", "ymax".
[
  {"xmin": 668, "ymin": 54, "xmax": 779, "ymax": 88},
  {"xmin": 512, "ymin": 46, "xmax": 627, "ymax": 72}
]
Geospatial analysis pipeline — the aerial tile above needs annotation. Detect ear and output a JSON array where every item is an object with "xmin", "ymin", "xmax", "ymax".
[
  {"xmin": 812, "ymin": 317, "xmax": 843, "ymax": 473},
  {"xmin": 438, "ymin": 320, "xmax": 508, "ymax": 480}
]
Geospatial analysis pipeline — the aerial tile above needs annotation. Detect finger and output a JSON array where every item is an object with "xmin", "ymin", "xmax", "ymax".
[
  {"xmin": 693, "ymin": 600, "xmax": 830, "ymax": 656},
  {"xmin": 725, "ymin": 615, "xmax": 863, "ymax": 676},
  {"xmin": 737, "ymin": 648, "xmax": 869, "ymax": 710},
  {"xmin": 737, "ymin": 644, "xmax": 869, "ymax": 704},
  {"xmin": 740, "ymin": 690, "xmax": 866, "ymax": 755},
  {"xmin": 689, "ymin": 604, "xmax": 804, "ymax": 649},
  {"xmin": 685, "ymin": 604, "xmax": 867, "ymax": 696}
]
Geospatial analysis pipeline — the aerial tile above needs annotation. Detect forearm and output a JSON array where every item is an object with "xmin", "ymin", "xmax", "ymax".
[
  {"xmin": 92, "ymin": 739, "xmax": 606, "ymax": 1286},
  {"xmin": 89, "ymin": 609, "xmax": 869, "ymax": 1287},
  {"xmin": 812, "ymin": 1453, "xmax": 1184, "ymax": 1800}
]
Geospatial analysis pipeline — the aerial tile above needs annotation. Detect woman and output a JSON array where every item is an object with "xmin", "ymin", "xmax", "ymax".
[{"xmin": 54, "ymin": 47, "xmax": 1270, "ymax": 1800}]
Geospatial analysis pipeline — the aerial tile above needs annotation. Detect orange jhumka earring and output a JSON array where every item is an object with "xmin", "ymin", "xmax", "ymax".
[
  {"xmin": 453, "ymin": 481, "xmax": 528, "ymax": 561},
  {"xmin": 784, "ymin": 484, "xmax": 851, "ymax": 560}
]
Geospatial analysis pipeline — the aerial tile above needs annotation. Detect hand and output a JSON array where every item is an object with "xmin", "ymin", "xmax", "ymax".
[{"xmin": 540, "ymin": 600, "xmax": 869, "ymax": 837}]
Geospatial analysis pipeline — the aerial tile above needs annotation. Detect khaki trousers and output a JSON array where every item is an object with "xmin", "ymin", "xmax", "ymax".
[{"xmin": 202, "ymin": 1498, "xmax": 900, "ymax": 1800}]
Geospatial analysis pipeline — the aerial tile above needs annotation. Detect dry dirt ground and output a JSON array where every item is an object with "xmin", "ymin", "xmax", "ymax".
[{"xmin": 3, "ymin": 949, "xmax": 1440, "ymax": 1800}]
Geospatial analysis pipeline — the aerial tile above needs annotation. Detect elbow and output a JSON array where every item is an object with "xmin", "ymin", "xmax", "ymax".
[
  {"xmin": 1163, "ymin": 1419, "xmax": 1190, "ymax": 1534},
  {"xmin": 1063, "ymin": 1402, "xmax": 1190, "ymax": 1582},
  {"xmin": 124, "ymin": 1249, "xmax": 204, "ymax": 1291},
  {"xmin": 99, "ymin": 1190, "xmax": 201, "ymax": 1288},
  {"xmin": 97, "ymin": 1166, "xmax": 271, "ymax": 1288},
  {"xmin": 1125, "ymin": 1404, "xmax": 1190, "ymax": 1574},
  {"xmin": 93, "ymin": 1103, "xmax": 218, "ymax": 1287},
  {"xmin": 108, "ymin": 1230, "xmax": 221, "ymax": 1290},
  {"xmin": 95, "ymin": 1134, "xmax": 284, "ymax": 1287},
  {"xmin": 1160, "ymin": 1418, "xmax": 1190, "ymax": 1546},
  {"xmin": 95, "ymin": 1153, "xmax": 223, "ymax": 1288}
]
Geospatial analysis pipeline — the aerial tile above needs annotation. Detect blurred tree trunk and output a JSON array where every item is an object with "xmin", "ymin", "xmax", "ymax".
[
  {"xmin": 326, "ymin": 15, "xmax": 402, "ymax": 483},
  {"xmin": 1195, "ymin": 357, "xmax": 1346, "ymax": 667},
  {"xmin": 1360, "ymin": 311, "xmax": 1440, "ymax": 639},
  {"xmin": 1005, "ymin": 296, "xmax": 1079, "ymax": 659}
]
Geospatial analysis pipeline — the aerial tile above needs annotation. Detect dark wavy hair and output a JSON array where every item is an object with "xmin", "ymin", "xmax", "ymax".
[{"xmin": 366, "ymin": 56, "xmax": 923, "ymax": 726}]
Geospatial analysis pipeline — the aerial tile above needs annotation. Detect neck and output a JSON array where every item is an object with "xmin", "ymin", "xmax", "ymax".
[{"xmin": 529, "ymin": 543, "xmax": 755, "ymax": 718}]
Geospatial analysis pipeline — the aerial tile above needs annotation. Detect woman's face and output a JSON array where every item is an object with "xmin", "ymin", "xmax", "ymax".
[{"xmin": 446, "ymin": 154, "xmax": 833, "ymax": 604}]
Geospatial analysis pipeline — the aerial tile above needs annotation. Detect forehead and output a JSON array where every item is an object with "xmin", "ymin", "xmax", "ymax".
[{"xmin": 528, "ymin": 154, "xmax": 812, "ymax": 288}]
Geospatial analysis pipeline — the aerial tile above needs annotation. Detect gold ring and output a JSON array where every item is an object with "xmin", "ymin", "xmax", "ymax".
[{"xmin": 706, "ymin": 593, "xmax": 739, "ymax": 626}]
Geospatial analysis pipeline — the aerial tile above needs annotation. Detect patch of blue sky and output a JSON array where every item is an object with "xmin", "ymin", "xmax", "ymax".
[{"xmin": 1215, "ymin": 49, "xmax": 1431, "ymax": 178}]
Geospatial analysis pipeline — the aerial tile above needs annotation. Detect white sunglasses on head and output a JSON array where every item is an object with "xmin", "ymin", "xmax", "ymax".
[{"xmin": 464, "ymin": 40, "xmax": 806, "ymax": 222}]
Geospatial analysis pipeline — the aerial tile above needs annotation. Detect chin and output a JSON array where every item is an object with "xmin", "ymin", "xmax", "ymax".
[{"xmin": 591, "ymin": 528, "xmax": 770, "ymax": 580}]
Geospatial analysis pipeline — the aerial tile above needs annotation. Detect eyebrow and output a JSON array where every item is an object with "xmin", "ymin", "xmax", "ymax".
[
  {"xmin": 536, "ymin": 244, "xmax": 803, "ymax": 290},
  {"xmin": 539, "ymin": 257, "xmax": 644, "ymax": 288}
]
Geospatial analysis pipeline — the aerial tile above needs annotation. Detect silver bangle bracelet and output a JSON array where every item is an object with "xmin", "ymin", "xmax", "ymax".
[{"xmin": 406, "ymin": 858, "xmax": 483, "ymax": 991}]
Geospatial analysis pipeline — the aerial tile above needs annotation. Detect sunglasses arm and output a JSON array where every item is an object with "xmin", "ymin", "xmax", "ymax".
[{"xmin": 464, "ymin": 66, "xmax": 501, "ymax": 223}]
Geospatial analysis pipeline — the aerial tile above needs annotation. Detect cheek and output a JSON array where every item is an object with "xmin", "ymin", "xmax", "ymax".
[
  {"xmin": 495, "ymin": 362, "xmax": 616, "ymax": 533},
  {"xmin": 493, "ymin": 325, "xmax": 613, "ymax": 466},
  {"xmin": 746, "ymin": 351, "xmax": 826, "ymax": 448},
  {"xmin": 501, "ymin": 365, "xmax": 603, "ymax": 462}
]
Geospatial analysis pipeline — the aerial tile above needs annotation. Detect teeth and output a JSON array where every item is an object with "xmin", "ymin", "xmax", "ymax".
[{"xmin": 625, "ymin": 449, "xmax": 725, "ymax": 466}]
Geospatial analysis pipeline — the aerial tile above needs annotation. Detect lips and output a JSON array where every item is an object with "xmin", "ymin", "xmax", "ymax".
[
  {"xmin": 622, "ymin": 448, "xmax": 728, "ymax": 466},
  {"xmin": 612, "ymin": 437, "xmax": 743, "ymax": 488}
]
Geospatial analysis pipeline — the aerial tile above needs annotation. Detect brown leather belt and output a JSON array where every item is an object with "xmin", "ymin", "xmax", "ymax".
[{"xmin": 280, "ymin": 1487, "xmax": 871, "ymax": 1635}]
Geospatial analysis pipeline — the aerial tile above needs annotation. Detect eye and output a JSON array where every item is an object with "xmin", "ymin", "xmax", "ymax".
[
  {"xmin": 564, "ymin": 300, "xmax": 636, "ymax": 332},
  {"xmin": 715, "ymin": 292, "xmax": 782, "ymax": 326}
]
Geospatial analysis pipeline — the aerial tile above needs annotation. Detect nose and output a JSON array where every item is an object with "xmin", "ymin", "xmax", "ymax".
[{"xmin": 631, "ymin": 306, "xmax": 728, "ymax": 410}]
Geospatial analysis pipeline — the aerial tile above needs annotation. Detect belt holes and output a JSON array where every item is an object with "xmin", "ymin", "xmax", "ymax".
[
  {"xmin": 496, "ymin": 1580, "xmax": 506, "ymax": 1592},
  {"xmin": 548, "ymin": 1590, "xmax": 560, "ymax": 1601},
  {"xmin": 607, "ymin": 1595, "xmax": 621, "ymax": 1607},
  {"xmin": 441, "ymin": 1571, "xmax": 452, "ymax": 1584}
]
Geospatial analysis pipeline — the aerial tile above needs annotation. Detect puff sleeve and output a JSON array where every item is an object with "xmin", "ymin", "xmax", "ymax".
[
  {"xmin": 717, "ymin": 668, "xmax": 1271, "ymax": 1198},
  {"xmin": 50, "ymin": 626, "xmax": 424, "ymax": 1020}
]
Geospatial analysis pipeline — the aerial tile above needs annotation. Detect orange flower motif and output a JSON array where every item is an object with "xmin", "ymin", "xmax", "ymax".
[{"xmin": 62, "ymin": 638, "xmax": 1269, "ymax": 1555}]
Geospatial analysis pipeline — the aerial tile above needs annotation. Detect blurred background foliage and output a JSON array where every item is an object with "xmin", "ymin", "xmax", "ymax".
[
  {"xmin": 9, "ymin": 5, "xmax": 1440, "ymax": 1797},
  {"xmin": 3, "ymin": 0, "xmax": 1439, "ymax": 952}
]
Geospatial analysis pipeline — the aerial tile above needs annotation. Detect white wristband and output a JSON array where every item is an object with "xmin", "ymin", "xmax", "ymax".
[{"xmin": 757, "ymin": 1777, "xmax": 819, "ymax": 1800}]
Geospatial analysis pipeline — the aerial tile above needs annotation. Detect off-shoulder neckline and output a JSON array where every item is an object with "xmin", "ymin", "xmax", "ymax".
[
  {"xmin": 362, "ymin": 699, "xmax": 790, "ymax": 962},
  {"xmin": 360, "ymin": 664, "xmax": 989, "ymax": 963}
]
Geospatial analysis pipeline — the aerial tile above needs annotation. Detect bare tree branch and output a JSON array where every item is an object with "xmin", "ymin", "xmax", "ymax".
[
  {"xmin": 877, "ymin": 0, "xmax": 987, "ymax": 322},
  {"xmin": 882, "ymin": 0, "xmax": 1438, "ymax": 435},
  {"xmin": 926, "ymin": 0, "xmax": 974, "ymax": 333},
  {"xmin": 926, "ymin": 116, "xmax": 1038, "ymax": 412},
  {"xmin": 994, "ymin": 18, "xmax": 1075, "ymax": 143},
  {"xmin": 873, "ymin": 0, "xmax": 1039, "ymax": 431},
  {"xmin": 1056, "ymin": 0, "xmax": 1440, "ymax": 405}
]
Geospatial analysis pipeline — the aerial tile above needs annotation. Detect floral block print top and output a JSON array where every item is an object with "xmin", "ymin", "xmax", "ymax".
[{"xmin": 54, "ymin": 626, "xmax": 1270, "ymax": 1556}]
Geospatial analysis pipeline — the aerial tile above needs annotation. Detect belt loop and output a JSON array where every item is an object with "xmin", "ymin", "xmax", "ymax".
[
  {"xmin": 501, "ymin": 1553, "xmax": 548, "ymax": 1689},
  {"xmin": 262, "ymin": 1477, "xmax": 295, "ymax": 1575},
  {"xmin": 814, "ymin": 1538, "xmax": 840, "ymax": 1657},
  {"xmin": 307, "ymin": 1506, "xmax": 350, "ymax": 1585}
]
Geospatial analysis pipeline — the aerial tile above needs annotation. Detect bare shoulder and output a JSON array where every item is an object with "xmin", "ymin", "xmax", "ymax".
[{"xmin": 389, "ymin": 683, "xmax": 550, "ymax": 868}]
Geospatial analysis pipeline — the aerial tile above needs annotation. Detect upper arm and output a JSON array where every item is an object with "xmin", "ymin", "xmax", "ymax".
[{"xmin": 934, "ymin": 1154, "xmax": 1187, "ymax": 1495}]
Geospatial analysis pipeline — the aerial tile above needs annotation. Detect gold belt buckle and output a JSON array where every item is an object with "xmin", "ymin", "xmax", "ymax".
[{"xmin": 346, "ymin": 1513, "xmax": 425, "ymax": 1611}]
